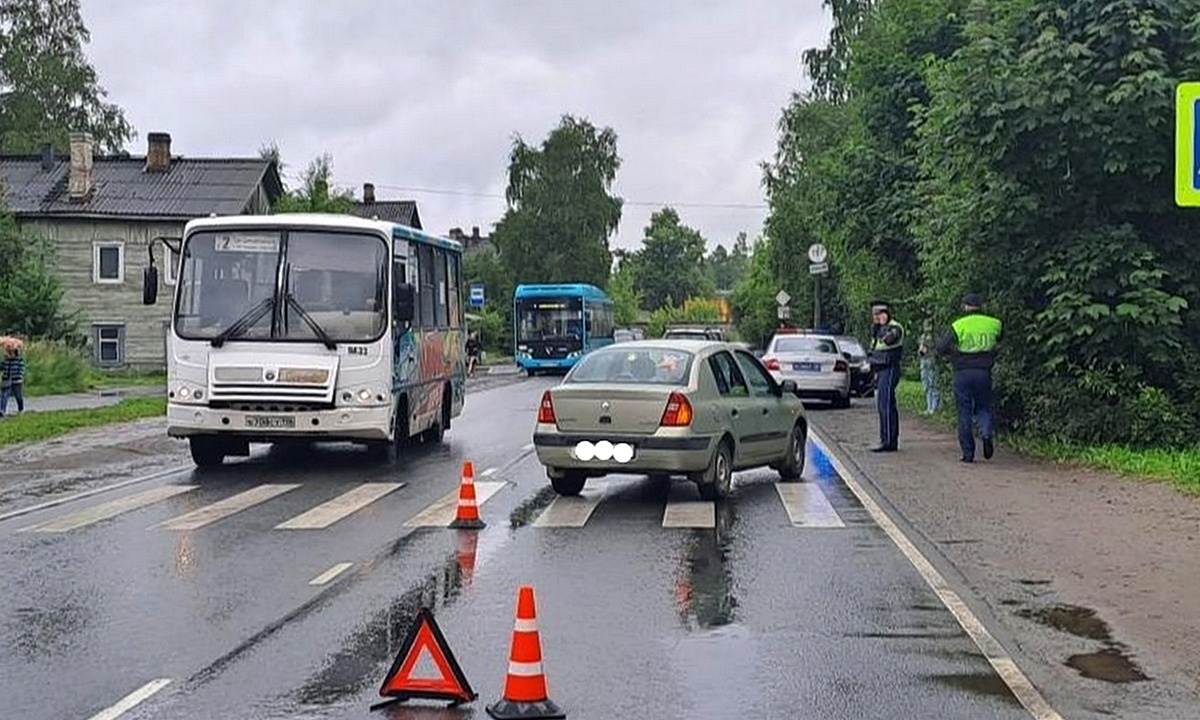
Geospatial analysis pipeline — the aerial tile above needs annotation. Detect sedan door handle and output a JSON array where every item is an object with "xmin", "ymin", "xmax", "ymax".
[{"xmin": 730, "ymin": 408, "xmax": 739, "ymax": 417}]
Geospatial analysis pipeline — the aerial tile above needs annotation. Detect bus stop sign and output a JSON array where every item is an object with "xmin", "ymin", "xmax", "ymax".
[
  {"xmin": 469, "ymin": 284, "xmax": 485, "ymax": 307},
  {"xmin": 1176, "ymin": 82, "xmax": 1200, "ymax": 207}
]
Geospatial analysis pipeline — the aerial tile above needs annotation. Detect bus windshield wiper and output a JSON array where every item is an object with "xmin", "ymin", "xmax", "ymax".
[
  {"xmin": 211, "ymin": 297, "xmax": 275, "ymax": 348},
  {"xmin": 285, "ymin": 293, "xmax": 337, "ymax": 350}
]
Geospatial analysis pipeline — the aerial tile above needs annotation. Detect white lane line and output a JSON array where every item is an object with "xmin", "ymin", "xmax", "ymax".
[
  {"xmin": 522, "ymin": 443, "xmax": 535, "ymax": 452},
  {"xmin": 20, "ymin": 485, "xmax": 198, "ymax": 533},
  {"xmin": 403, "ymin": 481, "xmax": 507, "ymax": 527},
  {"xmin": 480, "ymin": 467, "xmax": 497, "ymax": 477},
  {"xmin": 158, "ymin": 484, "xmax": 301, "ymax": 530},
  {"xmin": 0, "ymin": 465, "xmax": 192, "ymax": 525},
  {"xmin": 808, "ymin": 427, "xmax": 1065, "ymax": 720},
  {"xmin": 309, "ymin": 562, "xmax": 354, "ymax": 586},
  {"xmin": 86, "ymin": 678, "xmax": 172, "ymax": 720},
  {"xmin": 275, "ymin": 483, "xmax": 405, "ymax": 530},
  {"xmin": 775, "ymin": 483, "xmax": 845, "ymax": 527},
  {"xmin": 533, "ymin": 482, "xmax": 608, "ymax": 527},
  {"xmin": 663, "ymin": 500, "xmax": 715, "ymax": 528}
]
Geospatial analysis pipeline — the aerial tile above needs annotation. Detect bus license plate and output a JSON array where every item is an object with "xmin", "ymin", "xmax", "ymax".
[{"xmin": 246, "ymin": 415, "xmax": 296, "ymax": 429}]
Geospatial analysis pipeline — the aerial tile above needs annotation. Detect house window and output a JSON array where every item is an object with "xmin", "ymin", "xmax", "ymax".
[
  {"xmin": 93, "ymin": 242, "xmax": 125, "ymax": 284},
  {"xmin": 93, "ymin": 324, "xmax": 125, "ymax": 366},
  {"xmin": 164, "ymin": 246, "xmax": 180, "ymax": 286}
]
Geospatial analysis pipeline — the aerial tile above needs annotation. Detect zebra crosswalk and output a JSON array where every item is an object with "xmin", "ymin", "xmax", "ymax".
[{"xmin": 13, "ymin": 477, "xmax": 849, "ymax": 535}]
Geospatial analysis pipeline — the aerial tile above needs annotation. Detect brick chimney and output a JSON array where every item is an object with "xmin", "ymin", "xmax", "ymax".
[
  {"xmin": 449, "ymin": 227, "xmax": 463, "ymax": 240},
  {"xmin": 363, "ymin": 182, "xmax": 376, "ymax": 203},
  {"xmin": 472, "ymin": 226, "xmax": 480, "ymax": 239},
  {"xmin": 145, "ymin": 132, "xmax": 171, "ymax": 172},
  {"xmin": 68, "ymin": 132, "xmax": 94, "ymax": 201}
]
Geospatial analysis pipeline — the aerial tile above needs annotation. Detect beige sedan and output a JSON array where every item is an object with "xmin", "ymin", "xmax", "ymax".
[{"xmin": 532, "ymin": 340, "xmax": 808, "ymax": 499}]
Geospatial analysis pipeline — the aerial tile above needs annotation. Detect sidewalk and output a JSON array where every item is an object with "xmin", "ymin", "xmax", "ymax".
[
  {"xmin": 810, "ymin": 403, "xmax": 1200, "ymax": 720},
  {"xmin": 15, "ymin": 385, "xmax": 164, "ymax": 414}
]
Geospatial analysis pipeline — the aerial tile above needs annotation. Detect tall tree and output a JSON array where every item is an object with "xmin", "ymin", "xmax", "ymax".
[
  {"xmin": 708, "ymin": 232, "xmax": 751, "ymax": 291},
  {"xmin": 0, "ymin": 208, "xmax": 74, "ymax": 339},
  {"xmin": 272, "ymin": 153, "xmax": 355, "ymax": 214},
  {"xmin": 491, "ymin": 115, "xmax": 622, "ymax": 289},
  {"xmin": 632, "ymin": 207, "xmax": 714, "ymax": 311},
  {"xmin": 607, "ymin": 260, "xmax": 642, "ymax": 326},
  {"xmin": 0, "ymin": 0, "xmax": 133, "ymax": 153}
]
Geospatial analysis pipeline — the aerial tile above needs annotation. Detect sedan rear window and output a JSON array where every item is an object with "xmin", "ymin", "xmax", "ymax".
[
  {"xmin": 773, "ymin": 337, "xmax": 838, "ymax": 354},
  {"xmin": 568, "ymin": 347, "xmax": 696, "ymax": 385}
]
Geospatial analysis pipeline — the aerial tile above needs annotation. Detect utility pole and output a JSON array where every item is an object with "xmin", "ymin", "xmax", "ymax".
[{"xmin": 808, "ymin": 243, "xmax": 828, "ymax": 329}]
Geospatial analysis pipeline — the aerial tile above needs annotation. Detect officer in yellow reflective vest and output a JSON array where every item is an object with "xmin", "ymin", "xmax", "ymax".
[
  {"xmin": 867, "ymin": 302, "xmax": 904, "ymax": 452},
  {"xmin": 937, "ymin": 293, "xmax": 1002, "ymax": 462}
]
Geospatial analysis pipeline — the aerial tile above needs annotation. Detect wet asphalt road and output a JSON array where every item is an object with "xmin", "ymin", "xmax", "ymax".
[{"xmin": 1, "ymin": 378, "xmax": 1035, "ymax": 720}]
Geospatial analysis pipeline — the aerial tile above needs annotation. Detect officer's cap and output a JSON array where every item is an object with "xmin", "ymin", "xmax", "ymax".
[
  {"xmin": 870, "ymin": 301, "xmax": 891, "ymax": 315},
  {"xmin": 962, "ymin": 293, "xmax": 983, "ymax": 308}
]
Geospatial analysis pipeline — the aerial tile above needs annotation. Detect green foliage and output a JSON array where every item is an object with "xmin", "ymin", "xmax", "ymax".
[
  {"xmin": 468, "ymin": 305, "xmax": 512, "ymax": 357},
  {"xmin": 0, "ymin": 210, "xmax": 77, "ymax": 341},
  {"xmin": 23, "ymin": 339, "xmax": 90, "ymax": 396},
  {"xmin": 607, "ymin": 261, "xmax": 641, "ymax": 326},
  {"xmin": 766, "ymin": 0, "xmax": 1200, "ymax": 449},
  {"xmin": 272, "ymin": 153, "xmax": 355, "ymax": 214},
  {"xmin": 645, "ymin": 299, "xmax": 724, "ymax": 339},
  {"xmin": 709, "ymin": 232, "xmax": 751, "ymax": 292},
  {"xmin": 0, "ymin": 397, "xmax": 165, "ymax": 448},
  {"xmin": 730, "ymin": 238, "xmax": 780, "ymax": 349},
  {"xmin": 463, "ymin": 244, "xmax": 514, "ymax": 353},
  {"xmin": 491, "ymin": 116, "xmax": 621, "ymax": 289},
  {"xmin": 0, "ymin": 0, "xmax": 134, "ymax": 153},
  {"xmin": 626, "ymin": 207, "xmax": 714, "ymax": 310}
]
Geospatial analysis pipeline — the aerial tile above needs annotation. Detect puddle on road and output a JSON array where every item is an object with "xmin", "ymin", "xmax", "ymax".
[
  {"xmin": 1015, "ymin": 603, "xmax": 1152, "ymax": 683},
  {"xmin": 931, "ymin": 672, "xmax": 1020, "ymax": 705},
  {"xmin": 1067, "ymin": 649, "xmax": 1151, "ymax": 684},
  {"xmin": 507, "ymin": 485, "xmax": 557, "ymax": 528},
  {"xmin": 1017, "ymin": 604, "xmax": 1111, "ymax": 641},
  {"xmin": 673, "ymin": 502, "xmax": 740, "ymax": 631}
]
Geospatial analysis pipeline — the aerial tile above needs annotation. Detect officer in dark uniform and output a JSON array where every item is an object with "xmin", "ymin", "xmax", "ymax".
[
  {"xmin": 867, "ymin": 302, "xmax": 904, "ymax": 452},
  {"xmin": 937, "ymin": 293, "xmax": 1002, "ymax": 462}
]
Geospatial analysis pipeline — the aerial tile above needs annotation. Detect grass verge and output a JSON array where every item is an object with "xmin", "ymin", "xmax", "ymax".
[
  {"xmin": 19, "ymin": 340, "xmax": 164, "ymax": 397},
  {"xmin": 0, "ymin": 397, "xmax": 166, "ymax": 448},
  {"xmin": 897, "ymin": 380, "xmax": 1200, "ymax": 496}
]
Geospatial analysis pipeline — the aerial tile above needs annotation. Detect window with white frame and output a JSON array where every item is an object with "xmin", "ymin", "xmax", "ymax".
[
  {"xmin": 92, "ymin": 324, "xmax": 125, "ymax": 366},
  {"xmin": 164, "ymin": 245, "xmax": 180, "ymax": 285},
  {"xmin": 93, "ymin": 242, "xmax": 125, "ymax": 284}
]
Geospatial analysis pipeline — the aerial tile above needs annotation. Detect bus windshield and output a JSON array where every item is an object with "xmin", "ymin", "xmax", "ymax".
[
  {"xmin": 516, "ymin": 297, "xmax": 583, "ymax": 341},
  {"xmin": 174, "ymin": 229, "xmax": 388, "ymax": 343}
]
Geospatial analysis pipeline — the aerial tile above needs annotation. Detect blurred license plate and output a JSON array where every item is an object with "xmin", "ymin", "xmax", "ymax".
[
  {"xmin": 793, "ymin": 362, "xmax": 821, "ymax": 372},
  {"xmin": 246, "ymin": 415, "xmax": 296, "ymax": 429}
]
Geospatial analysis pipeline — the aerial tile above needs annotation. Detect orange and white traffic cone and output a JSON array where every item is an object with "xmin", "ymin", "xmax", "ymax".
[
  {"xmin": 487, "ymin": 585, "xmax": 564, "ymax": 719},
  {"xmin": 455, "ymin": 528, "xmax": 478, "ymax": 588},
  {"xmin": 449, "ymin": 461, "xmax": 486, "ymax": 529}
]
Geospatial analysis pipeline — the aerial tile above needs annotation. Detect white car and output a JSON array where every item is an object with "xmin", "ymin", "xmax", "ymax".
[{"xmin": 760, "ymin": 331, "xmax": 851, "ymax": 407}]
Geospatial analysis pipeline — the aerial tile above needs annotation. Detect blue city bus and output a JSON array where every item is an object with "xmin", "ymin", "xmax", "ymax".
[{"xmin": 513, "ymin": 283, "xmax": 615, "ymax": 374}]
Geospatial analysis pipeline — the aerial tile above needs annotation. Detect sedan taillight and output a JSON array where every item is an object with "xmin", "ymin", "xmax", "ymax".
[
  {"xmin": 834, "ymin": 360, "xmax": 849, "ymax": 373},
  {"xmin": 537, "ymin": 390, "xmax": 557, "ymax": 424},
  {"xmin": 764, "ymin": 357, "xmax": 780, "ymax": 371},
  {"xmin": 660, "ymin": 392, "xmax": 694, "ymax": 427}
]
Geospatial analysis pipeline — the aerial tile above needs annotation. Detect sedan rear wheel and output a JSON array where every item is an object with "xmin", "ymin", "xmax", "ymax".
[
  {"xmin": 693, "ymin": 440, "xmax": 733, "ymax": 501},
  {"xmin": 549, "ymin": 470, "xmax": 586, "ymax": 496},
  {"xmin": 778, "ymin": 424, "xmax": 806, "ymax": 482}
]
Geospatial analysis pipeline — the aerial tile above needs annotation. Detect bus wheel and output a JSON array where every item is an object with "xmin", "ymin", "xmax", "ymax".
[
  {"xmin": 422, "ymin": 385, "xmax": 452, "ymax": 444},
  {"xmin": 370, "ymin": 400, "xmax": 408, "ymax": 464},
  {"xmin": 189, "ymin": 437, "xmax": 226, "ymax": 468}
]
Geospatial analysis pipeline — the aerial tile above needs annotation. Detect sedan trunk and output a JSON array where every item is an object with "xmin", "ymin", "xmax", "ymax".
[{"xmin": 549, "ymin": 385, "xmax": 675, "ymax": 434}]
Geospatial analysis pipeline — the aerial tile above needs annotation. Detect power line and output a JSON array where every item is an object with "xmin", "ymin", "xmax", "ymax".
[{"xmin": 357, "ymin": 183, "xmax": 768, "ymax": 210}]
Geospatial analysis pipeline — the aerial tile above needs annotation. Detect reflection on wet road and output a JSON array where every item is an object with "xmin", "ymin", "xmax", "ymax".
[{"xmin": 0, "ymin": 378, "xmax": 1043, "ymax": 720}]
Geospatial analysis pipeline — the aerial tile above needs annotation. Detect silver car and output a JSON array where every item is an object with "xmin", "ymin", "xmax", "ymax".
[
  {"xmin": 532, "ymin": 340, "xmax": 808, "ymax": 499},
  {"xmin": 760, "ymin": 332, "xmax": 852, "ymax": 407}
]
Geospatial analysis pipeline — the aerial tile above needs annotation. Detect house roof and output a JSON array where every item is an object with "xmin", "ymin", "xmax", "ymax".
[
  {"xmin": 348, "ymin": 200, "xmax": 421, "ymax": 229},
  {"xmin": 0, "ymin": 155, "xmax": 283, "ymax": 219}
]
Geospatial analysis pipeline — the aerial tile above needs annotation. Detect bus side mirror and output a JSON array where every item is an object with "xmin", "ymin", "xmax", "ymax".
[
  {"xmin": 394, "ymin": 283, "xmax": 415, "ymax": 322},
  {"xmin": 142, "ymin": 265, "xmax": 158, "ymax": 305}
]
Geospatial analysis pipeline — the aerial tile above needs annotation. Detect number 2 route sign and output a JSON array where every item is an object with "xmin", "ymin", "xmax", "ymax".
[{"xmin": 1176, "ymin": 82, "xmax": 1200, "ymax": 207}]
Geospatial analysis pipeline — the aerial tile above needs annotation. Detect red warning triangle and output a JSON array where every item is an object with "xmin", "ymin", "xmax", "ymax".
[{"xmin": 376, "ymin": 607, "xmax": 477, "ymax": 707}]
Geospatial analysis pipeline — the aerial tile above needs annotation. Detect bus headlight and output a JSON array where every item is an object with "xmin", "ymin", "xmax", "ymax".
[
  {"xmin": 566, "ymin": 351, "xmax": 582, "ymax": 359},
  {"xmin": 357, "ymin": 388, "xmax": 373, "ymax": 403},
  {"xmin": 172, "ymin": 385, "xmax": 205, "ymax": 404}
]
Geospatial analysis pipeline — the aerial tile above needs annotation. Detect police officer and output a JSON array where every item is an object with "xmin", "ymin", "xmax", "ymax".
[
  {"xmin": 937, "ymin": 293, "xmax": 1002, "ymax": 462},
  {"xmin": 867, "ymin": 302, "xmax": 904, "ymax": 452}
]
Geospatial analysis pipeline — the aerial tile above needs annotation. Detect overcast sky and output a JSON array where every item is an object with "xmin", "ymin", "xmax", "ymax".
[{"xmin": 80, "ymin": 0, "xmax": 829, "ymax": 252}]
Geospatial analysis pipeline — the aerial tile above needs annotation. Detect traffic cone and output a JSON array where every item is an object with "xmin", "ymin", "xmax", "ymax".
[
  {"xmin": 449, "ymin": 461, "xmax": 486, "ymax": 529},
  {"xmin": 487, "ymin": 585, "xmax": 565, "ymax": 719},
  {"xmin": 455, "ymin": 528, "xmax": 478, "ymax": 588}
]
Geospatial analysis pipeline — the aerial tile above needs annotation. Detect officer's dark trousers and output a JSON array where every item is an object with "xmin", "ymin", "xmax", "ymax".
[
  {"xmin": 875, "ymin": 365, "xmax": 901, "ymax": 448},
  {"xmin": 953, "ymin": 368, "xmax": 993, "ymax": 459}
]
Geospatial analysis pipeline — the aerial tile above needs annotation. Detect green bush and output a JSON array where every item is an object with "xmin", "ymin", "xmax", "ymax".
[
  {"xmin": 468, "ymin": 306, "xmax": 511, "ymax": 356},
  {"xmin": 22, "ymin": 340, "xmax": 92, "ymax": 396}
]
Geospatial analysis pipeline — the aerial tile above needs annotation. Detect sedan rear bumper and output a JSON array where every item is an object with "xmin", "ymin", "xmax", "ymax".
[{"xmin": 533, "ymin": 432, "xmax": 715, "ymax": 475}]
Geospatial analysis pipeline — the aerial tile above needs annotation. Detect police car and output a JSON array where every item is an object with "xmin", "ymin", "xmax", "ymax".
[{"xmin": 759, "ymin": 328, "xmax": 852, "ymax": 407}]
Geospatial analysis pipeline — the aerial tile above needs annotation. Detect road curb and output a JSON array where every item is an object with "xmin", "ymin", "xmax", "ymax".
[{"xmin": 807, "ymin": 422, "xmax": 1067, "ymax": 720}]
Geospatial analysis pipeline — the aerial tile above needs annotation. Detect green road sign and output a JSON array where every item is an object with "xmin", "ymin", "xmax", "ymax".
[{"xmin": 1176, "ymin": 82, "xmax": 1200, "ymax": 207}]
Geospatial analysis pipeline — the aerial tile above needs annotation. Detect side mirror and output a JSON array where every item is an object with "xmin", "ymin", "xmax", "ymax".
[
  {"xmin": 842, "ymin": 352, "xmax": 852, "ymax": 361},
  {"xmin": 142, "ymin": 265, "xmax": 158, "ymax": 305},
  {"xmin": 779, "ymin": 379, "xmax": 798, "ymax": 395},
  {"xmin": 393, "ymin": 283, "xmax": 416, "ymax": 323}
]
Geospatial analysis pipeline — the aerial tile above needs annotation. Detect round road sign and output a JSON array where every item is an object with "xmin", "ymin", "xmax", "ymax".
[{"xmin": 808, "ymin": 243, "xmax": 828, "ymax": 263}]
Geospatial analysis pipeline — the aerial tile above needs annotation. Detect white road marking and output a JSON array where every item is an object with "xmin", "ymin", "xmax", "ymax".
[
  {"xmin": 275, "ymin": 483, "xmax": 405, "ymax": 530},
  {"xmin": 522, "ymin": 443, "xmax": 535, "ymax": 452},
  {"xmin": 775, "ymin": 483, "xmax": 845, "ymax": 527},
  {"xmin": 0, "ymin": 465, "xmax": 192, "ymax": 525},
  {"xmin": 480, "ymin": 467, "xmax": 497, "ymax": 477},
  {"xmin": 403, "ymin": 481, "xmax": 507, "ymax": 527},
  {"xmin": 663, "ymin": 500, "xmax": 715, "ymax": 528},
  {"xmin": 85, "ymin": 678, "xmax": 172, "ymax": 720},
  {"xmin": 808, "ymin": 428, "xmax": 1065, "ymax": 720},
  {"xmin": 309, "ymin": 562, "xmax": 354, "ymax": 586},
  {"xmin": 20, "ymin": 485, "xmax": 198, "ymax": 533},
  {"xmin": 533, "ymin": 482, "xmax": 608, "ymax": 527},
  {"xmin": 158, "ymin": 484, "xmax": 301, "ymax": 530}
]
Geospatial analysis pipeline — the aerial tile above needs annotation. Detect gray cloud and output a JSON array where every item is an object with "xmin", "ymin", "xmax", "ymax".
[{"xmin": 80, "ymin": 0, "xmax": 829, "ymax": 251}]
